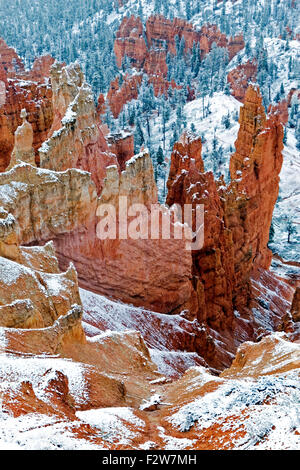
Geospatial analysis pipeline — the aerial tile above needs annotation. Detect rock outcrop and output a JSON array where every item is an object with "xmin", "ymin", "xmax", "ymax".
[
  {"xmin": 114, "ymin": 16, "xmax": 146, "ymax": 69},
  {"xmin": 0, "ymin": 163, "xmax": 97, "ymax": 245},
  {"xmin": 8, "ymin": 109, "xmax": 36, "ymax": 169},
  {"xmin": 0, "ymin": 39, "xmax": 53, "ymax": 171},
  {"xmin": 107, "ymin": 130, "xmax": 134, "ymax": 170},
  {"xmin": 0, "ymin": 38, "xmax": 24, "ymax": 76},
  {"xmin": 166, "ymin": 133, "xmax": 235, "ymax": 330},
  {"xmin": 165, "ymin": 85, "xmax": 284, "ymax": 360},
  {"xmin": 144, "ymin": 17, "xmax": 244, "ymax": 61},
  {"xmin": 0, "ymin": 239, "xmax": 82, "ymax": 329},
  {"xmin": 107, "ymin": 73, "xmax": 142, "ymax": 118},
  {"xmin": 291, "ymin": 287, "xmax": 300, "ymax": 323},
  {"xmin": 39, "ymin": 63, "xmax": 118, "ymax": 194},
  {"xmin": 228, "ymin": 85, "xmax": 283, "ymax": 276}
]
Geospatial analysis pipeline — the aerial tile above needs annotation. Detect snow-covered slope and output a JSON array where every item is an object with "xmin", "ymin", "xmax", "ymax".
[
  {"xmin": 80, "ymin": 288, "xmax": 208, "ymax": 378},
  {"xmin": 270, "ymin": 127, "xmax": 300, "ymax": 261}
]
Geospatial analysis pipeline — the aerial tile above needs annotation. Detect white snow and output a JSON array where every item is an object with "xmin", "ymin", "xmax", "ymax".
[
  {"xmin": 0, "ymin": 354, "xmax": 89, "ymax": 406},
  {"xmin": 76, "ymin": 407, "xmax": 145, "ymax": 444},
  {"xmin": 168, "ymin": 369, "xmax": 300, "ymax": 449}
]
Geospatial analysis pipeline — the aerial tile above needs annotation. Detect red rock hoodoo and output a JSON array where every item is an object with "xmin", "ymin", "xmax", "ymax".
[{"xmin": 166, "ymin": 84, "xmax": 284, "ymax": 363}]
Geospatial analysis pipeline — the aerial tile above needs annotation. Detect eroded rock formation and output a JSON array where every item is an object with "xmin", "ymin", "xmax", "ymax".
[
  {"xmin": 107, "ymin": 130, "xmax": 134, "ymax": 170},
  {"xmin": 0, "ymin": 163, "xmax": 97, "ymax": 245},
  {"xmin": 114, "ymin": 16, "xmax": 146, "ymax": 69},
  {"xmin": 0, "ymin": 38, "xmax": 24, "ymax": 76},
  {"xmin": 53, "ymin": 151, "xmax": 198, "ymax": 318},
  {"xmin": 110, "ymin": 15, "xmax": 244, "ymax": 117},
  {"xmin": 0, "ymin": 39, "xmax": 53, "ymax": 170},
  {"xmin": 228, "ymin": 85, "xmax": 283, "ymax": 275},
  {"xmin": 8, "ymin": 109, "xmax": 36, "ymax": 169},
  {"xmin": 165, "ymin": 85, "xmax": 285, "ymax": 361},
  {"xmin": 107, "ymin": 73, "xmax": 142, "ymax": 118},
  {"xmin": 39, "ymin": 63, "xmax": 118, "ymax": 194}
]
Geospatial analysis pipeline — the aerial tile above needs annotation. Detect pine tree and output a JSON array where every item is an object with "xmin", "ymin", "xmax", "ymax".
[
  {"xmin": 156, "ymin": 146, "xmax": 164, "ymax": 166},
  {"xmin": 134, "ymin": 121, "xmax": 144, "ymax": 154}
]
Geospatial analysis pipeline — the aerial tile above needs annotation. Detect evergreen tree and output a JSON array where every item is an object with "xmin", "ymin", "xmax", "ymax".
[
  {"xmin": 156, "ymin": 146, "xmax": 164, "ymax": 166},
  {"xmin": 134, "ymin": 120, "xmax": 144, "ymax": 153}
]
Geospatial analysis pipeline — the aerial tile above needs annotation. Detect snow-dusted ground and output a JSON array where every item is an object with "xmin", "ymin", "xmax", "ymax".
[
  {"xmin": 0, "ymin": 290, "xmax": 299, "ymax": 449},
  {"xmin": 168, "ymin": 369, "xmax": 300, "ymax": 450},
  {"xmin": 76, "ymin": 407, "xmax": 145, "ymax": 445},
  {"xmin": 269, "ymin": 127, "xmax": 300, "ymax": 261}
]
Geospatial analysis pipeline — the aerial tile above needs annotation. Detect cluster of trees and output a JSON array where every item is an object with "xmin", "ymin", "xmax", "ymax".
[{"xmin": 0, "ymin": 0, "xmax": 119, "ymax": 95}]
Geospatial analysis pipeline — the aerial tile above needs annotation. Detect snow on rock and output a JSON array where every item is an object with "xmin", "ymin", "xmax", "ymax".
[
  {"xmin": 76, "ymin": 407, "xmax": 145, "ymax": 445},
  {"xmin": 0, "ymin": 354, "xmax": 89, "ymax": 406},
  {"xmin": 80, "ymin": 287, "xmax": 208, "ymax": 378},
  {"xmin": 0, "ymin": 414, "xmax": 100, "ymax": 450},
  {"xmin": 140, "ymin": 394, "xmax": 161, "ymax": 411},
  {"xmin": 167, "ymin": 370, "xmax": 300, "ymax": 449}
]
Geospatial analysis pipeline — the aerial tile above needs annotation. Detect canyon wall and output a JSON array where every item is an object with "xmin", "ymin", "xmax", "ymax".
[{"xmin": 0, "ymin": 52, "xmax": 288, "ymax": 369}]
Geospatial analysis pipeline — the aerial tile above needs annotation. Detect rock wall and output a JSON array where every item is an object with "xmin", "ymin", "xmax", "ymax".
[
  {"xmin": 166, "ymin": 133, "xmax": 235, "ymax": 329},
  {"xmin": 0, "ymin": 163, "xmax": 97, "ymax": 245},
  {"xmin": 229, "ymin": 85, "xmax": 283, "ymax": 277},
  {"xmin": 0, "ymin": 38, "xmax": 24, "ymax": 76},
  {"xmin": 114, "ymin": 16, "xmax": 146, "ymax": 68},
  {"xmin": 107, "ymin": 74, "xmax": 142, "ymax": 118},
  {"xmin": 0, "ymin": 239, "xmax": 82, "ymax": 329},
  {"xmin": 110, "ymin": 15, "xmax": 244, "ymax": 117},
  {"xmin": 115, "ymin": 15, "xmax": 244, "ymax": 68},
  {"xmin": 107, "ymin": 131, "xmax": 134, "ymax": 170},
  {"xmin": 53, "ymin": 151, "xmax": 198, "ymax": 317}
]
